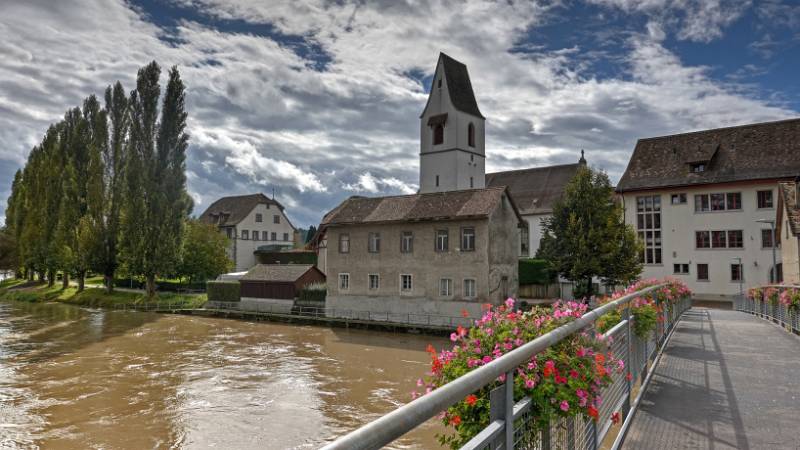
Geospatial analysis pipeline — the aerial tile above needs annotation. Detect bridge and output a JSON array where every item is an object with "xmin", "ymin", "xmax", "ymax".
[{"xmin": 321, "ymin": 284, "xmax": 800, "ymax": 450}]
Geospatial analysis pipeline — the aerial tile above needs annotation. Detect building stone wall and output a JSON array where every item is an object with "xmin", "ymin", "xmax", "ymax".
[
  {"xmin": 488, "ymin": 195, "xmax": 520, "ymax": 300},
  {"xmin": 780, "ymin": 207, "xmax": 800, "ymax": 284},
  {"xmin": 621, "ymin": 181, "xmax": 783, "ymax": 299}
]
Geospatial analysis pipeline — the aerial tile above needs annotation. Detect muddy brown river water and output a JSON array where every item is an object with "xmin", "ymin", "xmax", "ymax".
[{"xmin": 0, "ymin": 300, "xmax": 448, "ymax": 449}]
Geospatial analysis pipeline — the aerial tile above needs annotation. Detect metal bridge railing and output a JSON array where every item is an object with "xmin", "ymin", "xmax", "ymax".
[
  {"xmin": 734, "ymin": 284, "xmax": 800, "ymax": 334},
  {"xmin": 321, "ymin": 284, "xmax": 692, "ymax": 450}
]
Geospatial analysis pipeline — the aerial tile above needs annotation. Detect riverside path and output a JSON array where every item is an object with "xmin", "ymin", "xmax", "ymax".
[{"xmin": 622, "ymin": 308, "xmax": 800, "ymax": 449}]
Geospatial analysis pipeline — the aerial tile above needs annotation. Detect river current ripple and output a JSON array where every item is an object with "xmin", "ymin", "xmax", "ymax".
[{"xmin": 0, "ymin": 300, "xmax": 446, "ymax": 449}]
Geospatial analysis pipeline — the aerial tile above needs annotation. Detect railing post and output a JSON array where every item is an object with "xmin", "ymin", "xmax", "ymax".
[
  {"xmin": 505, "ymin": 370, "xmax": 514, "ymax": 449},
  {"xmin": 623, "ymin": 305, "xmax": 633, "ymax": 417}
]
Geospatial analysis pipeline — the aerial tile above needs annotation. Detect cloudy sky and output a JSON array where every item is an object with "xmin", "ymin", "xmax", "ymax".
[{"xmin": 1, "ymin": 0, "xmax": 799, "ymax": 228}]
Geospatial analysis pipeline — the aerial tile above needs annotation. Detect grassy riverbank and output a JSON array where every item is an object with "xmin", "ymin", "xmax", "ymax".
[{"xmin": 0, "ymin": 278, "xmax": 206, "ymax": 309}]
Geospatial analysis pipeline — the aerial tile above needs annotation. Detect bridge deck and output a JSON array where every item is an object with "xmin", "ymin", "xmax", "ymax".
[{"xmin": 623, "ymin": 308, "xmax": 800, "ymax": 449}]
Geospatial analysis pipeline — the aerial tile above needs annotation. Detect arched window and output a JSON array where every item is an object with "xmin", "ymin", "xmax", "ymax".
[
  {"xmin": 468, "ymin": 123, "xmax": 475, "ymax": 147},
  {"xmin": 433, "ymin": 124, "xmax": 444, "ymax": 145}
]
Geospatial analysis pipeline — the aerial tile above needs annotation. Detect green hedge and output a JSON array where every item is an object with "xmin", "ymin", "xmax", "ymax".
[
  {"xmin": 518, "ymin": 259, "xmax": 556, "ymax": 285},
  {"xmin": 206, "ymin": 281, "xmax": 240, "ymax": 302},
  {"xmin": 298, "ymin": 283, "xmax": 326, "ymax": 303},
  {"xmin": 255, "ymin": 251, "xmax": 317, "ymax": 265},
  {"xmin": 113, "ymin": 278, "xmax": 207, "ymax": 292}
]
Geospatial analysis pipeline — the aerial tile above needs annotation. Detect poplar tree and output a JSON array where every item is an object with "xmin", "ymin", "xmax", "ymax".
[
  {"xmin": 4, "ymin": 170, "xmax": 23, "ymax": 276},
  {"xmin": 119, "ymin": 62, "xmax": 191, "ymax": 297},
  {"xmin": 96, "ymin": 82, "xmax": 129, "ymax": 293},
  {"xmin": 538, "ymin": 165, "xmax": 643, "ymax": 298}
]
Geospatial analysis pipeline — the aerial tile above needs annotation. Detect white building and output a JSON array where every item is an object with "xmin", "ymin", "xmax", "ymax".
[
  {"xmin": 777, "ymin": 180, "xmax": 800, "ymax": 284},
  {"xmin": 616, "ymin": 119, "xmax": 800, "ymax": 301},
  {"xmin": 487, "ymin": 157, "xmax": 584, "ymax": 257},
  {"xmin": 199, "ymin": 193, "xmax": 297, "ymax": 272}
]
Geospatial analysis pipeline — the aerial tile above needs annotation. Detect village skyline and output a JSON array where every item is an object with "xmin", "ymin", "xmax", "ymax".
[{"xmin": 1, "ymin": 0, "xmax": 799, "ymax": 228}]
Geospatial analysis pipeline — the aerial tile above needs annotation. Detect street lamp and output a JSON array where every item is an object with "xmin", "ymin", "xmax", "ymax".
[{"xmin": 756, "ymin": 219, "xmax": 777, "ymax": 284}]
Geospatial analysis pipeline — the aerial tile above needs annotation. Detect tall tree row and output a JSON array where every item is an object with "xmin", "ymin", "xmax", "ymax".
[{"xmin": 3, "ymin": 62, "xmax": 192, "ymax": 297}]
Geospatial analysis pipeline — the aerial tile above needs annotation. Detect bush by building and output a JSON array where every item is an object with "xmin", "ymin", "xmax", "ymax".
[
  {"xmin": 298, "ymin": 282, "xmax": 326, "ymax": 303},
  {"xmin": 206, "ymin": 281, "xmax": 240, "ymax": 302},
  {"xmin": 518, "ymin": 259, "xmax": 556, "ymax": 285}
]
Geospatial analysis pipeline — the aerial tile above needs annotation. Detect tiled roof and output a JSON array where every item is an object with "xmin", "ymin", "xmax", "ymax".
[
  {"xmin": 240, "ymin": 264, "xmax": 316, "ymax": 282},
  {"xmin": 440, "ymin": 53, "xmax": 484, "ymax": 119},
  {"xmin": 486, "ymin": 163, "xmax": 581, "ymax": 215},
  {"xmin": 617, "ymin": 118, "xmax": 800, "ymax": 192},
  {"xmin": 198, "ymin": 193, "xmax": 284, "ymax": 227},
  {"xmin": 778, "ymin": 182, "xmax": 800, "ymax": 237},
  {"xmin": 320, "ymin": 186, "xmax": 520, "ymax": 226}
]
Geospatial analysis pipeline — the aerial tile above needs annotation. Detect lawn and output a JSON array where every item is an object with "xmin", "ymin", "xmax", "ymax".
[{"xmin": 0, "ymin": 278, "xmax": 206, "ymax": 309}]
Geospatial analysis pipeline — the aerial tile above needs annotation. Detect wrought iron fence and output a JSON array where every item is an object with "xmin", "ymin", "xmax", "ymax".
[
  {"xmin": 321, "ymin": 284, "xmax": 692, "ymax": 450},
  {"xmin": 733, "ymin": 285, "xmax": 800, "ymax": 334},
  {"xmin": 204, "ymin": 301, "xmax": 473, "ymax": 329}
]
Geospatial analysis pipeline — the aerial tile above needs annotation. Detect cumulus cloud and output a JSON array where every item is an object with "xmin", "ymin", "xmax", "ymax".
[{"xmin": 0, "ymin": 0, "xmax": 796, "ymax": 229}]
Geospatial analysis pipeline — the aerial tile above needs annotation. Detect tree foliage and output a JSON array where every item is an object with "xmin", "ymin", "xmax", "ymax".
[
  {"xmin": 537, "ymin": 165, "xmax": 642, "ymax": 298},
  {"xmin": 177, "ymin": 219, "xmax": 233, "ymax": 284}
]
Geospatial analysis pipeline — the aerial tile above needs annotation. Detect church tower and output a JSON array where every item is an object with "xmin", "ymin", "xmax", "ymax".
[{"xmin": 419, "ymin": 53, "xmax": 485, "ymax": 193}]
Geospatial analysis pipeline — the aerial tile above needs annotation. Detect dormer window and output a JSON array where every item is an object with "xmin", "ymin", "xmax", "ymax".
[
  {"xmin": 433, "ymin": 124, "xmax": 444, "ymax": 145},
  {"xmin": 691, "ymin": 163, "xmax": 706, "ymax": 173},
  {"xmin": 437, "ymin": 78, "xmax": 442, "ymax": 88},
  {"xmin": 468, "ymin": 123, "xmax": 475, "ymax": 147}
]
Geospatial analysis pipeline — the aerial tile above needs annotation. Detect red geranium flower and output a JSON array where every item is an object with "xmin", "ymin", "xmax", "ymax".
[
  {"xmin": 465, "ymin": 394, "xmax": 478, "ymax": 406},
  {"xmin": 588, "ymin": 405, "xmax": 599, "ymax": 420},
  {"xmin": 611, "ymin": 411, "xmax": 621, "ymax": 425},
  {"xmin": 449, "ymin": 415, "xmax": 462, "ymax": 426}
]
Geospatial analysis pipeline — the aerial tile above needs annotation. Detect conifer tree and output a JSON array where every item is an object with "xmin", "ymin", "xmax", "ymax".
[{"xmin": 538, "ymin": 165, "xmax": 643, "ymax": 299}]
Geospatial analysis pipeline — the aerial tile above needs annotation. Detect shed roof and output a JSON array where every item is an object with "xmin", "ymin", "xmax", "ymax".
[
  {"xmin": 486, "ymin": 163, "xmax": 581, "ymax": 215},
  {"xmin": 198, "ymin": 193, "xmax": 285, "ymax": 227},
  {"xmin": 240, "ymin": 264, "xmax": 317, "ymax": 282},
  {"xmin": 617, "ymin": 118, "xmax": 800, "ymax": 192}
]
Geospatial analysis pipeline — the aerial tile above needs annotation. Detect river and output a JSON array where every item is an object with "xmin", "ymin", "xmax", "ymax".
[{"xmin": 0, "ymin": 300, "xmax": 449, "ymax": 449}]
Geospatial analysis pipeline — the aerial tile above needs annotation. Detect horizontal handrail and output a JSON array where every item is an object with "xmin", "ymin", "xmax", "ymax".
[{"xmin": 321, "ymin": 283, "xmax": 669, "ymax": 450}]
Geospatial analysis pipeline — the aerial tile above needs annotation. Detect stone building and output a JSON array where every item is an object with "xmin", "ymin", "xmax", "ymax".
[
  {"xmin": 616, "ymin": 119, "xmax": 800, "ymax": 301},
  {"xmin": 198, "ymin": 193, "xmax": 297, "ymax": 271},
  {"xmin": 777, "ymin": 180, "xmax": 800, "ymax": 284},
  {"xmin": 319, "ymin": 186, "xmax": 523, "ymax": 318}
]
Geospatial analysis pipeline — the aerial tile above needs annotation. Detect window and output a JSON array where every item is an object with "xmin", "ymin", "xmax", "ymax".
[
  {"xmin": 367, "ymin": 232, "xmax": 381, "ymax": 253},
  {"xmin": 757, "ymin": 190, "xmax": 773, "ymax": 209},
  {"xmin": 691, "ymin": 163, "xmax": 706, "ymax": 173},
  {"xmin": 226, "ymin": 228, "xmax": 233, "ymax": 238},
  {"xmin": 463, "ymin": 279, "xmax": 476, "ymax": 298},
  {"xmin": 273, "ymin": 215, "xmax": 280, "ymax": 224},
  {"xmin": 437, "ymin": 77, "xmax": 442, "ymax": 88},
  {"xmin": 401, "ymin": 231, "xmax": 413, "ymax": 253},
  {"xmin": 726, "ymin": 193, "xmax": 742, "ymax": 210},
  {"xmin": 339, "ymin": 234, "xmax": 350, "ymax": 253},
  {"xmin": 636, "ymin": 195, "xmax": 661, "ymax": 264},
  {"xmin": 241, "ymin": 230, "xmax": 249, "ymax": 240},
  {"xmin": 368, "ymin": 274, "xmax": 380, "ymax": 290},
  {"xmin": 695, "ymin": 231, "xmax": 710, "ymax": 248},
  {"xmin": 711, "ymin": 231, "xmax": 727, "ymax": 248},
  {"xmin": 695, "ymin": 192, "xmax": 741, "ymax": 212},
  {"xmin": 521, "ymin": 227, "xmax": 530, "ymax": 257},
  {"xmin": 671, "ymin": 193, "xmax": 687, "ymax": 205},
  {"xmin": 731, "ymin": 264, "xmax": 743, "ymax": 282},
  {"xmin": 283, "ymin": 232, "xmax": 289, "ymax": 241},
  {"xmin": 400, "ymin": 274, "xmax": 413, "ymax": 292},
  {"xmin": 697, "ymin": 264, "xmax": 709, "ymax": 281},
  {"xmin": 711, "ymin": 193, "xmax": 725, "ymax": 211},
  {"xmin": 468, "ymin": 123, "xmax": 475, "ymax": 147},
  {"xmin": 271, "ymin": 232, "xmax": 277, "ymax": 241},
  {"xmin": 338, "ymin": 273, "xmax": 349, "ymax": 291},
  {"xmin": 673, "ymin": 264, "xmax": 690, "ymax": 274},
  {"xmin": 436, "ymin": 229, "xmax": 449, "ymax": 252},
  {"xmin": 694, "ymin": 194, "xmax": 710, "ymax": 212},
  {"xmin": 727, "ymin": 230, "xmax": 743, "ymax": 248},
  {"xmin": 255, "ymin": 213, "xmax": 263, "ymax": 222},
  {"xmin": 761, "ymin": 229, "xmax": 775, "ymax": 248},
  {"xmin": 439, "ymin": 278, "xmax": 453, "ymax": 297},
  {"xmin": 461, "ymin": 227, "xmax": 475, "ymax": 251},
  {"xmin": 433, "ymin": 124, "xmax": 444, "ymax": 145},
  {"xmin": 252, "ymin": 231, "xmax": 259, "ymax": 240},
  {"xmin": 470, "ymin": 176, "xmax": 474, "ymax": 188},
  {"xmin": 435, "ymin": 175, "xmax": 440, "ymax": 187}
]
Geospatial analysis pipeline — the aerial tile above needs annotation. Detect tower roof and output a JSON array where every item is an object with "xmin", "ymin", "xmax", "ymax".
[{"xmin": 439, "ymin": 53, "xmax": 484, "ymax": 119}]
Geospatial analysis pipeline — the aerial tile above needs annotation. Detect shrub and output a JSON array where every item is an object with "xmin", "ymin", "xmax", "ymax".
[
  {"xmin": 778, "ymin": 287, "xmax": 800, "ymax": 311},
  {"xmin": 206, "ymin": 281, "xmax": 240, "ymax": 302},
  {"xmin": 596, "ymin": 279, "xmax": 690, "ymax": 339},
  {"xmin": 299, "ymin": 283, "xmax": 326, "ymax": 303},
  {"xmin": 518, "ymin": 259, "xmax": 555, "ymax": 285}
]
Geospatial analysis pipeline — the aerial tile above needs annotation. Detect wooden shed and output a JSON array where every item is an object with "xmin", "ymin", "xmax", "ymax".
[{"xmin": 239, "ymin": 264, "xmax": 325, "ymax": 300}]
